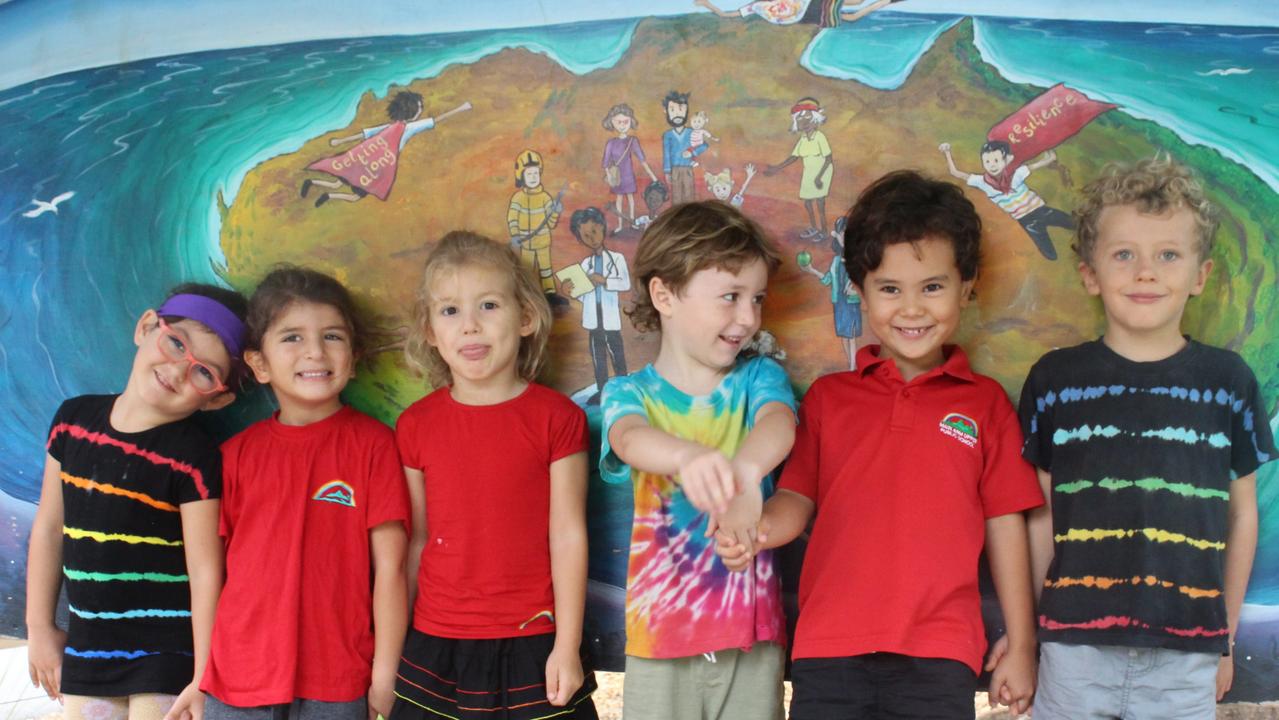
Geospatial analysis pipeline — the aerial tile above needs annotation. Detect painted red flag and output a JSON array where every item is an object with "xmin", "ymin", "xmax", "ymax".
[
  {"xmin": 306, "ymin": 121, "xmax": 406, "ymax": 200},
  {"xmin": 987, "ymin": 83, "xmax": 1115, "ymax": 168}
]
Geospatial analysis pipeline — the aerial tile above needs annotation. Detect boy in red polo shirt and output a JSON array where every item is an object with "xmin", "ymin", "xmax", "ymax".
[{"xmin": 719, "ymin": 170, "xmax": 1044, "ymax": 718}]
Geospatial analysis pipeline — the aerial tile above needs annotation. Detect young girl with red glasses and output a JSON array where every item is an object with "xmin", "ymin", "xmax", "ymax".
[
  {"xmin": 27, "ymin": 283, "xmax": 249, "ymax": 720},
  {"xmin": 201, "ymin": 266, "xmax": 410, "ymax": 720}
]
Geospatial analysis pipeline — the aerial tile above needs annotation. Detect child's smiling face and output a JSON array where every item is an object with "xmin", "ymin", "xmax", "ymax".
[{"xmin": 857, "ymin": 236, "xmax": 972, "ymax": 381}]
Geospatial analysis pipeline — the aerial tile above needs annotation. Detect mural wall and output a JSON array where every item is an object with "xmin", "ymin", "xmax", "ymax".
[{"xmin": 2, "ymin": 0, "xmax": 1276, "ymax": 701}]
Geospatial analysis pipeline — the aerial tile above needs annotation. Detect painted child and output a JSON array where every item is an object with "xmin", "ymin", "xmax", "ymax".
[
  {"xmin": 683, "ymin": 110, "xmax": 719, "ymax": 167},
  {"xmin": 1021, "ymin": 157, "xmax": 1276, "ymax": 717},
  {"xmin": 27, "ymin": 284, "xmax": 248, "ymax": 720},
  {"xmin": 601, "ymin": 200, "xmax": 797, "ymax": 720},
  {"xmin": 202, "ymin": 267, "xmax": 410, "ymax": 720},
  {"xmin": 391, "ymin": 231, "xmax": 597, "ymax": 720}
]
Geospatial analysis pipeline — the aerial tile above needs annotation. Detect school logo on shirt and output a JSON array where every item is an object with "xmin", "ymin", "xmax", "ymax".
[
  {"xmin": 939, "ymin": 412, "xmax": 979, "ymax": 448},
  {"xmin": 312, "ymin": 480, "xmax": 356, "ymax": 508}
]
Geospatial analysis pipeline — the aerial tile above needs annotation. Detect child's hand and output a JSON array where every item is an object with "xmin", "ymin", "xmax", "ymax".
[
  {"xmin": 163, "ymin": 680, "xmax": 206, "ymax": 720},
  {"xmin": 712, "ymin": 515, "xmax": 771, "ymax": 573},
  {"xmin": 982, "ymin": 633, "xmax": 1009, "ymax": 673},
  {"xmin": 682, "ymin": 149, "xmax": 692, "ymax": 158},
  {"xmin": 677, "ymin": 446, "xmax": 736, "ymax": 514},
  {"xmin": 26, "ymin": 624, "xmax": 66, "ymax": 702},
  {"xmin": 987, "ymin": 642, "xmax": 1036, "ymax": 715},
  {"xmin": 545, "ymin": 643, "xmax": 584, "ymax": 706},
  {"xmin": 713, "ymin": 482, "xmax": 763, "ymax": 551},
  {"xmin": 938, "ymin": 142, "xmax": 952, "ymax": 154},
  {"xmin": 1217, "ymin": 654, "xmax": 1234, "ymax": 701},
  {"xmin": 744, "ymin": 163, "xmax": 756, "ymax": 177},
  {"xmin": 367, "ymin": 665, "xmax": 396, "ymax": 720}
]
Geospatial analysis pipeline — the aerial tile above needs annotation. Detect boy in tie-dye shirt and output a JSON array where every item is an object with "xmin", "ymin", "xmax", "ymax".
[
  {"xmin": 1020, "ymin": 157, "xmax": 1276, "ymax": 718},
  {"xmin": 601, "ymin": 200, "xmax": 796, "ymax": 720}
]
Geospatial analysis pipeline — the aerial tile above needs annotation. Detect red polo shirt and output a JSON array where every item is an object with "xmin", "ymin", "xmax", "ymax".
[{"xmin": 779, "ymin": 345, "xmax": 1042, "ymax": 673}]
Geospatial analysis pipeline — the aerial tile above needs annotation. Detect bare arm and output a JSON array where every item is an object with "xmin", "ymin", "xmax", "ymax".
[
  {"xmin": 985, "ymin": 511, "xmax": 1038, "ymax": 714},
  {"xmin": 731, "ymin": 401, "xmax": 796, "ymax": 491},
  {"xmin": 937, "ymin": 143, "xmax": 972, "ymax": 181},
  {"xmin": 763, "ymin": 155, "xmax": 799, "ymax": 176},
  {"xmin": 694, "ymin": 0, "xmax": 742, "ymax": 19},
  {"xmin": 368, "ymin": 521, "xmax": 409, "ymax": 720},
  {"xmin": 164, "ymin": 499, "xmax": 223, "ymax": 720},
  {"xmin": 26, "ymin": 454, "xmax": 66, "ymax": 700},
  {"xmin": 1217, "ymin": 472, "xmax": 1258, "ymax": 700},
  {"xmin": 546, "ymin": 452, "xmax": 589, "ymax": 705},
  {"xmin": 1025, "ymin": 149, "xmax": 1057, "ymax": 172},
  {"xmin": 608, "ymin": 414, "xmax": 735, "ymax": 513},
  {"xmin": 329, "ymin": 131, "xmax": 366, "ymax": 146},
  {"xmin": 1027, "ymin": 468, "xmax": 1054, "ymax": 602},
  {"xmin": 404, "ymin": 467, "xmax": 427, "ymax": 609}
]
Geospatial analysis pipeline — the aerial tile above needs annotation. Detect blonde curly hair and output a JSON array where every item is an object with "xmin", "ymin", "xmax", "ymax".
[
  {"xmin": 1073, "ymin": 154, "xmax": 1219, "ymax": 264},
  {"xmin": 404, "ymin": 231, "xmax": 552, "ymax": 389}
]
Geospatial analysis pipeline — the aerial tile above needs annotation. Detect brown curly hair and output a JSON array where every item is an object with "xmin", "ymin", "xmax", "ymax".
[
  {"xmin": 405, "ymin": 231, "xmax": 552, "ymax": 389},
  {"xmin": 1073, "ymin": 154, "xmax": 1219, "ymax": 265},
  {"xmin": 627, "ymin": 200, "xmax": 781, "ymax": 333}
]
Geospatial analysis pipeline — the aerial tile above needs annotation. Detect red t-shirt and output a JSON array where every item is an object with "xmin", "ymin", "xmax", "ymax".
[
  {"xmin": 202, "ymin": 407, "xmax": 410, "ymax": 705},
  {"xmin": 396, "ymin": 383, "xmax": 587, "ymax": 639},
  {"xmin": 779, "ymin": 345, "xmax": 1043, "ymax": 673}
]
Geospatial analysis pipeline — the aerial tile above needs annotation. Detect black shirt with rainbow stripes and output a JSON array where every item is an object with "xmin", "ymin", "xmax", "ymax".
[
  {"xmin": 1018, "ymin": 339, "xmax": 1275, "ymax": 654},
  {"xmin": 47, "ymin": 394, "xmax": 222, "ymax": 696}
]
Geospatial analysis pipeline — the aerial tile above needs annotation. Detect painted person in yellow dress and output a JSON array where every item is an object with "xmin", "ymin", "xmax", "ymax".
[{"xmin": 764, "ymin": 97, "xmax": 834, "ymax": 241}]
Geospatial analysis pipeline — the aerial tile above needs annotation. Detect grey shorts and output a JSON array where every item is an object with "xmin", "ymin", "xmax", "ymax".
[
  {"xmin": 1034, "ymin": 641, "xmax": 1218, "ymax": 720},
  {"xmin": 621, "ymin": 642, "xmax": 785, "ymax": 720},
  {"xmin": 204, "ymin": 694, "xmax": 365, "ymax": 720}
]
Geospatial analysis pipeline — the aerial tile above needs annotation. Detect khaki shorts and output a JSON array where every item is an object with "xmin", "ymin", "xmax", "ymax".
[{"xmin": 621, "ymin": 642, "xmax": 784, "ymax": 720}]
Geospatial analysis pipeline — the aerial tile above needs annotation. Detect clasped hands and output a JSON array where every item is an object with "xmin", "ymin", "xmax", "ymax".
[{"xmin": 676, "ymin": 445, "xmax": 764, "ymax": 571}]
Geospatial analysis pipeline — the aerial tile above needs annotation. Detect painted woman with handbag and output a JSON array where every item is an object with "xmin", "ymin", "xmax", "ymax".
[{"xmin": 601, "ymin": 102, "xmax": 659, "ymax": 232}]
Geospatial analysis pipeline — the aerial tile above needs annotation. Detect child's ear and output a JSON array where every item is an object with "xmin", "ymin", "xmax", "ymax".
[
  {"xmin": 1078, "ymin": 261, "xmax": 1101, "ymax": 296},
  {"xmin": 244, "ymin": 350, "xmax": 273, "ymax": 384},
  {"xmin": 519, "ymin": 305, "xmax": 537, "ymax": 338},
  {"xmin": 959, "ymin": 276, "xmax": 977, "ymax": 307},
  {"xmin": 134, "ymin": 309, "xmax": 160, "ymax": 346},
  {"xmin": 1190, "ymin": 258, "xmax": 1214, "ymax": 296},
  {"xmin": 200, "ymin": 391, "xmax": 237, "ymax": 412},
  {"xmin": 649, "ymin": 277, "xmax": 675, "ymax": 316}
]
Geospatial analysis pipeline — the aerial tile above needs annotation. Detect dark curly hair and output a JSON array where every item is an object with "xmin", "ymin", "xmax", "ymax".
[{"xmin": 841, "ymin": 170, "xmax": 982, "ymax": 287}]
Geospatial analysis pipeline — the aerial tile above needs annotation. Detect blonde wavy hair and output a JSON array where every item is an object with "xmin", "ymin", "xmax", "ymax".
[
  {"xmin": 628, "ymin": 200, "xmax": 781, "ymax": 333},
  {"xmin": 1073, "ymin": 154, "xmax": 1219, "ymax": 264},
  {"xmin": 405, "ymin": 231, "xmax": 552, "ymax": 389}
]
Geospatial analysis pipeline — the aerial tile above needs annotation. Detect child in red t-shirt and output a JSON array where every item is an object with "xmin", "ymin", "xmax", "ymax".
[
  {"xmin": 202, "ymin": 267, "xmax": 410, "ymax": 720},
  {"xmin": 391, "ymin": 231, "xmax": 597, "ymax": 720}
]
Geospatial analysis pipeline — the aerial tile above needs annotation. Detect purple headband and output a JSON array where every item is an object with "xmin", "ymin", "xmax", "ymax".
[{"xmin": 157, "ymin": 294, "xmax": 247, "ymax": 359}]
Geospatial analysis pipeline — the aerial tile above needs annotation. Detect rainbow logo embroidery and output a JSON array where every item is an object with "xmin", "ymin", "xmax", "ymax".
[
  {"xmin": 939, "ymin": 412, "xmax": 979, "ymax": 448},
  {"xmin": 312, "ymin": 480, "xmax": 356, "ymax": 508}
]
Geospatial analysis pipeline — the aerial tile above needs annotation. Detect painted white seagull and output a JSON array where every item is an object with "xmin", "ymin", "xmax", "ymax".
[{"xmin": 22, "ymin": 191, "xmax": 75, "ymax": 218}]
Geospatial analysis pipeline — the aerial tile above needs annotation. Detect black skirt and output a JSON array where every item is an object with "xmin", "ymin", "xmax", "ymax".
[{"xmin": 390, "ymin": 629, "xmax": 598, "ymax": 720}]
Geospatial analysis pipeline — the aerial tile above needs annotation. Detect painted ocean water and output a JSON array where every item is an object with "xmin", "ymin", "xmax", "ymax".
[{"xmin": 0, "ymin": 13, "xmax": 1276, "ymax": 689}]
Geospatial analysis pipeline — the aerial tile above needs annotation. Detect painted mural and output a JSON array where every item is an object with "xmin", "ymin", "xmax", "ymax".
[{"xmin": 2, "ymin": 0, "xmax": 1277, "ymax": 702}]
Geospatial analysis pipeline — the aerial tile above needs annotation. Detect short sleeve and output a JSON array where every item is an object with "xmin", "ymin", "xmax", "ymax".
[
  {"xmin": 778, "ymin": 381, "xmax": 823, "ymax": 503},
  {"xmin": 1231, "ymin": 364, "xmax": 1276, "ymax": 478},
  {"xmin": 981, "ymin": 395, "xmax": 1044, "ymax": 518},
  {"xmin": 1012, "ymin": 165, "xmax": 1032, "ymax": 186},
  {"xmin": 965, "ymin": 174, "xmax": 983, "ymax": 189},
  {"xmin": 45, "ymin": 400, "xmax": 72, "ymax": 463},
  {"xmin": 599, "ymin": 374, "xmax": 647, "ymax": 485},
  {"xmin": 816, "ymin": 132, "xmax": 832, "ymax": 156},
  {"xmin": 1018, "ymin": 360, "xmax": 1054, "ymax": 471},
  {"xmin": 744, "ymin": 356, "xmax": 797, "ymax": 425},
  {"xmin": 395, "ymin": 403, "xmax": 424, "ymax": 471},
  {"xmin": 362, "ymin": 123, "xmax": 389, "ymax": 140},
  {"xmin": 548, "ymin": 397, "xmax": 589, "ymax": 463},
  {"xmin": 176, "ymin": 448, "xmax": 222, "ymax": 504},
  {"xmin": 366, "ymin": 430, "xmax": 410, "ymax": 530}
]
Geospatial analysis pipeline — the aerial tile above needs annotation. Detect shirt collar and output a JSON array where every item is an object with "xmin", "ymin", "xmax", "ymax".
[{"xmin": 854, "ymin": 344, "xmax": 976, "ymax": 384}]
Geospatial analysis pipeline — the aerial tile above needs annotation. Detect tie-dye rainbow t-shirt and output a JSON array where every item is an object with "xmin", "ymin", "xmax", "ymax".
[{"xmin": 600, "ymin": 355, "xmax": 795, "ymax": 659}]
